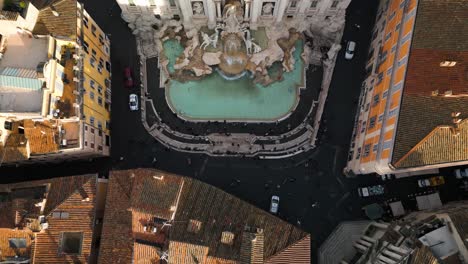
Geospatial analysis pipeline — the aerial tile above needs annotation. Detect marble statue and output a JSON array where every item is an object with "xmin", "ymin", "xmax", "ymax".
[
  {"xmin": 200, "ymin": 31, "xmax": 219, "ymax": 49},
  {"xmin": 262, "ymin": 2, "xmax": 274, "ymax": 16},
  {"xmin": 252, "ymin": 41, "xmax": 262, "ymax": 53},
  {"xmin": 192, "ymin": 2, "xmax": 204, "ymax": 15}
]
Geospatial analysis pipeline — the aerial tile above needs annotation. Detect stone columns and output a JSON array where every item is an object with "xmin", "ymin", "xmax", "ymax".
[
  {"xmin": 275, "ymin": 0, "xmax": 289, "ymax": 24},
  {"xmin": 244, "ymin": 0, "xmax": 251, "ymax": 21},
  {"xmin": 207, "ymin": 0, "xmax": 217, "ymax": 28},
  {"xmin": 250, "ymin": 0, "xmax": 261, "ymax": 29},
  {"xmin": 178, "ymin": 0, "xmax": 193, "ymax": 27},
  {"xmin": 214, "ymin": 0, "xmax": 222, "ymax": 21}
]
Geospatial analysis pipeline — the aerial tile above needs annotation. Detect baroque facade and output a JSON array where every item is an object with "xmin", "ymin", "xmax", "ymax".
[{"xmin": 116, "ymin": 0, "xmax": 350, "ymax": 32}]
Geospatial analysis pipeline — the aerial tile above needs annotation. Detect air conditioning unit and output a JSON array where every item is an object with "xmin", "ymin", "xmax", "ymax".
[
  {"xmin": 61, "ymin": 139, "xmax": 67, "ymax": 146},
  {"xmin": 73, "ymin": 77, "xmax": 80, "ymax": 82},
  {"xmin": 152, "ymin": 227, "xmax": 157, "ymax": 233},
  {"xmin": 73, "ymin": 54, "xmax": 80, "ymax": 60},
  {"xmin": 73, "ymin": 66, "xmax": 80, "ymax": 71}
]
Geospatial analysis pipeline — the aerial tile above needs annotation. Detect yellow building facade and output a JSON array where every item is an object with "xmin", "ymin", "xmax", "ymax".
[{"xmin": 77, "ymin": 2, "xmax": 111, "ymax": 151}]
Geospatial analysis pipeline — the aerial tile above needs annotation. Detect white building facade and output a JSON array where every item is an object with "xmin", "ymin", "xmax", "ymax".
[{"xmin": 116, "ymin": 0, "xmax": 350, "ymax": 30}]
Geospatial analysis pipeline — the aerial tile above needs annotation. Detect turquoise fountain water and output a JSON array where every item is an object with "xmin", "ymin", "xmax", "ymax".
[{"xmin": 162, "ymin": 39, "xmax": 304, "ymax": 121}]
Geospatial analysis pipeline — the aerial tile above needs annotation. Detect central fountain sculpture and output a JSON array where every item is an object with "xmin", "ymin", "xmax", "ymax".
[{"xmin": 158, "ymin": 0, "xmax": 304, "ymax": 85}]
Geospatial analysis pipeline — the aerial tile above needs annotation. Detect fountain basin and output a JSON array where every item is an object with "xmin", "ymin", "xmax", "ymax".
[{"xmin": 162, "ymin": 39, "xmax": 305, "ymax": 122}]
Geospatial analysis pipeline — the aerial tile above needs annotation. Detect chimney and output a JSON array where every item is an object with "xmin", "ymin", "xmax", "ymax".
[{"xmin": 450, "ymin": 112, "xmax": 462, "ymax": 136}]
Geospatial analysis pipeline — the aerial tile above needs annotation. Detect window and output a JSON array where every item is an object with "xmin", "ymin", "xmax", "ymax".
[
  {"xmin": 389, "ymin": 107, "xmax": 398, "ymax": 116},
  {"xmin": 382, "ymin": 90, "xmax": 388, "ymax": 98},
  {"xmin": 363, "ymin": 144, "xmax": 371, "ymax": 157},
  {"xmin": 98, "ymin": 130, "xmax": 102, "ymax": 137},
  {"xmin": 395, "ymin": 23, "xmax": 401, "ymax": 30},
  {"xmin": 385, "ymin": 32, "xmax": 392, "ymax": 41},
  {"xmin": 90, "ymin": 91, "xmax": 95, "ymax": 100},
  {"xmin": 90, "ymin": 116, "xmax": 95, "ymax": 126},
  {"xmin": 99, "ymin": 34, "xmax": 104, "ymax": 44},
  {"xmin": 355, "ymin": 147, "xmax": 361, "ymax": 159},
  {"xmin": 106, "ymin": 121, "xmax": 110, "ymax": 130},
  {"xmin": 98, "ymin": 121, "xmax": 103, "ymax": 130},
  {"xmin": 98, "ymin": 97, "xmax": 103, "ymax": 106},
  {"xmin": 128, "ymin": 0, "xmax": 136, "ymax": 6},
  {"xmin": 289, "ymin": 0, "xmax": 297, "ymax": 8},
  {"xmin": 91, "ymin": 49, "xmax": 97, "ymax": 56},
  {"xmin": 169, "ymin": 0, "xmax": 176, "ymax": 7},
  {"xmin": 376, "ymin": 72, "xmax": 384, "ymax": 85},
  {"xmin": 60, "ymin": 232, "xmax": 83, "ymax": 254},
  {"xmin": 221, "ymin": 231, "xmax": 235, "ymax": 245},
  {"xmin": 83, "ymin": 16, "xmax": 88, "ymax": 28},
  {"xmin": 84, "ymin": 125, "xmax": 88, "ymax": 131},
  {"xmin": 378, "ymin": 114, "xmax": 384, "ymax": 122},
  {"xmin": 389, "ymin": 11, "xmax": 396, "ymax": 20},
  {"xmin": 310, "ymin": 0, "xmax": 318, "ymax": 8},
  {"xmin": 9, "ymin": 238, "xmax": 27, "ymax": 249},
  {"xmin": 373, "ymin": 144, "xmax": 378, "ymax": 152},
  {"xmin": 149, "ymin": 0, "xmax": 156, "ymax": 6},
  {"xmin": 106, "ymin": 61, "xmax": 111, "ymax": 72},
  {"xmin": 83, "ymin": 40, "xmax": 89, "ymax": 53},
  {"xmin": 373, "ymin": 93, "xmax": 380, "ymax": 106},
  {"xmin": 98, "ymin": 145, "xmax": 103, "ymax": 151},
  {"xmin": 331, "ymin": 0, "xmax": 339, "ymax": 8},
  {"xmin": 391, "ymin": 45, "xmax": 397, "ymax": 53},
  {"xmin": 98, "ymin": 85, "xmax": 103, "ymax": 94},
  {"xmin": 386, "ymin": 67, "xmax": 392, "ymax": 76},
  {"xmin": 90, "ymin": 127, "xmax": 95, "ymax": 134},
  {"xmin": 52, "ymin": 211, "xmax": 70, "ymax": 219},
  {"xmin": 90, "ymin": 57, "xmax": 96, "ymax": 67},
  {"xmin": 84, "ymin": 141, "xmax": 88, "ymax": 147},
  {"xmin": 91, "ymin": 24, "xmax": 97, "ymax": 36},
  {"xmin": 368, "ymin": 116, "xmax": 376, "ymax": 129},
  {"xmin": 91, "ymin": 143, "xmax": 95, "ymax": 148},
  {"xmin": 187, "ymin": 219, "xmax": 202, "ymax": 233},
  {"xmin": 360, "ymin": 121, "xmax": 366, "ymax": 133},
  {"xmin": 90, "ymin": 80, "xmax": 95, "ymax": 89}
]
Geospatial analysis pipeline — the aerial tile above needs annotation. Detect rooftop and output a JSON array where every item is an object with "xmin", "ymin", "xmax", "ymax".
[
  {"xmin": 31, "ymin": 0, "xmax": 77, "ymax": 38},
  {"xmin": 392, "ymin": 0, "xmax": 468, "ymax": 168},
  {"xmin": 99, "ymin": 169, "xmax": 310, "ymax": 264},
  {"xmin": 0, "ymin": 174, "xmax": 97, "ymax": 262}
]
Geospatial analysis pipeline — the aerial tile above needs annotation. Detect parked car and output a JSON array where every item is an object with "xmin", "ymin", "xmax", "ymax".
[
  {"xmin": 124, "ymin": 67, "xmax": 134, "ymax": 88},
  {"xmin": 345, "ymin": 41, "xmax": 356, "ymax": 60},
  {"xmin": 270, "ymin": 195, "xmax": 280, "ymax": 214},
  {"xmin": 358, "ymin": 185, "xmax": 384, "ymax": 197},
  {"xmin": 417, "ymin": 178, "xmax": 431, "ymax": 188},
  {"xmin": 129, "ymin": 94, "xmax": 138, "ymax": 111},
  {"xmin": 455, "ymin": 168, "xmax": 468, "ymax": 179}
]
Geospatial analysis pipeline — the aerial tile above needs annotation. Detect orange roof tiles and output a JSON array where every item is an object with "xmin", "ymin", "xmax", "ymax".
[
  {"xmin": 0, "ymin": 229, "xmax": 34, "ymax": 261},
  {"xmin": 392, "ymin": 0, "xmax": 468, "ymax": 167},
  {"xmin": 99, "ymin": 169, "xmax": 311, "ymax": 264}
]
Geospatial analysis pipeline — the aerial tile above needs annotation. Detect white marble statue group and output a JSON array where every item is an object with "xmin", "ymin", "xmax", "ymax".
[{"xmin": 199, "ymin": 6, "xmax": 262, "ymax": 56}]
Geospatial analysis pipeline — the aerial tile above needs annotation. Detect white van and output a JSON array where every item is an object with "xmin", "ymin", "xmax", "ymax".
[{"xmin": 345, "ymin": 41, "xmax": 356, "ymax": 60}]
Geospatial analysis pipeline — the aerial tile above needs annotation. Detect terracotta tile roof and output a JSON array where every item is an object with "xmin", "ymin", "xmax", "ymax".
[
  {"xmin": 392, "ymin": 95, "xmax": 468, "ymax": 168},
  {"xmin": 98, "ymin": 171, "xmax": 134, "ymax": 264},
  {"xmin": 130, "ymin": 170, "xmax": 183, "ymax": 220},
  {"xmin": 265, "ymin": 235, "xmax": 311, "ymax": 264},
  {"xmin": 133, "ymin": 241, "xmax": 161, "ymax": 264},
  {"xmin": 0, "ymin": 134, "xmax": 29, "ymax": 163},
  {"xmin": 32, "ymin": 0, "xmax": 77, "ymax": 38},
  {"xmin": 23, "ymin": 119, "xmax": 59, "ymax": 155},
  {"xmin": 392, "ymin": 0, "xmax": 468, "ymax": 168},
  {"xmin": 168, "ymin": 240, "xmax": 210, "ymax": 263},
  {"xmin": 395, "ymin": 119, "xmax": 468, "ymax": 168},
  {"xmin": 409, "ymin": 245, "xmax": 438, "ymax": 264},
  {"xmin": 240, "ymin": 230, "xmax": 264, "ymax": 264},
  {"xmin": 32, "ymin": 175, "xmax": 97, "ymax": 264},
  {"xmin": 100, "ymin": 169, "xmax": 311, "ymax": 264},
  {"xmin": 0, "ymin": 228, "xmax": 34, "ymax": 261}
]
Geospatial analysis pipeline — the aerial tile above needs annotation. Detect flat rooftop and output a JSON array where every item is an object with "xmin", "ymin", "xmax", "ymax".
[{"xmin": 0, "ymin": 32, "xmax": 48, "ymax": 69}]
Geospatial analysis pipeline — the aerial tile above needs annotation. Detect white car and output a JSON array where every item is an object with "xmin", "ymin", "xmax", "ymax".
[
  {"xmin": 129, "ymin": 94, "xmax": 138, "ymax": 111},
  {"xmin": 270, "ymin": 195, "xmax": 280, "ymax": 214},
  {"xmin": 345, "ymin": 41, "xmax": 356, "ymax": 60},
  {"xmin": 417, "ymin": 179, "xmax": 431, "ymax": 188}
]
